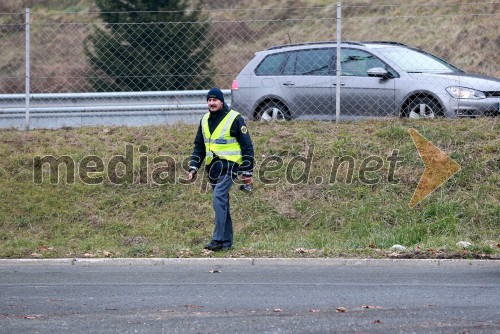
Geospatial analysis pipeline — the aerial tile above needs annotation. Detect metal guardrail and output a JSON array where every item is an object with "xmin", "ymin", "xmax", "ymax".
[{"xmin": 0, "ymin": 90, "xmax": 231, "ymax": 129}]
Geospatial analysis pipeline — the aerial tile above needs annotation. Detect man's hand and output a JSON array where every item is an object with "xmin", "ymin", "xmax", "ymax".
[
  {"xmin": 240, "ymin": 175, "xmax": 253, "ymax": 192},
  {"xmin": 188, "ymin": 169, "xmax": 197, "ymax": 181}
]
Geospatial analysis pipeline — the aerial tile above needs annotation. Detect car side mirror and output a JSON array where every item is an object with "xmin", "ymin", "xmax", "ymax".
[{"xmin": 367, "ymin": 67, "xmax": 392, "ymax": 78}]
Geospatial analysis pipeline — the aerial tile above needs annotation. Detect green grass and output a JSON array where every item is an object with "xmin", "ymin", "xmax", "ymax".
[{"xmin": 0, "ymin": 118, "xmax": 498, "ymax": 259}]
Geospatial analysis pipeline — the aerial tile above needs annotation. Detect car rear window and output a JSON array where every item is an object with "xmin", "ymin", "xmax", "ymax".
[{"xmin": 255, "ymin": 53, "xmax": 287, "ymax": 75}]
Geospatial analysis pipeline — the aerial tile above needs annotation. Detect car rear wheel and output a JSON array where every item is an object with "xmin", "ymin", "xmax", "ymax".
[
  {"xmin": 256, "ymin": 101, "xmax": 290, "ymax": 122},
  {"xmin": 406, "ymin": 97, "xmax": 443, "ymax": 118}
]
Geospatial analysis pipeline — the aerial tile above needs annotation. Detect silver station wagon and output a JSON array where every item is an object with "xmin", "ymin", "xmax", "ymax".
[{"xmin": 231, "ymin": 41, "xmax": 500, "ymax": 120}]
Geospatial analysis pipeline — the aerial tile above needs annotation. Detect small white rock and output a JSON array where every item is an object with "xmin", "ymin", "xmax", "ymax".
[
  {"xmin": 456, "ymin": 241, "xmax": 472, "ymax": 249},
  {"xmin": 390, "ymin": 244, "xmax": 406, "ymax": 251}
]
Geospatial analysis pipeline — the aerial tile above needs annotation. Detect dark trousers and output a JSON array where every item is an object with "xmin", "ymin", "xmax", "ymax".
[{"xmin": 210, "ymin": 172, "xmax": 235, "ymax": 247}]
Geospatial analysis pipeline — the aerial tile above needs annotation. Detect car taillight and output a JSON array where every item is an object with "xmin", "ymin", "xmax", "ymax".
[{"xmin": 231, "ymin": 80, "xmax": 239, "ymax": 90}]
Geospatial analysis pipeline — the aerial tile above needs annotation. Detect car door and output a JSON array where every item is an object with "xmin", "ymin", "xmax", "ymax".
[
  {"xmin": 335, "ymin": 48, "xmax": 396, "ymax": 117},
  {"xmin": 277, "ymin": 48, "xmax": 335, "ymax": 118}
]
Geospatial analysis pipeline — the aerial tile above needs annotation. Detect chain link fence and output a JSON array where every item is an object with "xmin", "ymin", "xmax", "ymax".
[{"xmin": 0, "ymin": 2, "xmax": 498, "ymax": 126}]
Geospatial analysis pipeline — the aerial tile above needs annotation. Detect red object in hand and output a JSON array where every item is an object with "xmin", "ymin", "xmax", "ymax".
[
  {"xmin": 242, "ymin": 176, "xmax": 252, "ymax": 185},
  {"xmin": 240, "ymin": 175, "xmax": 253, "ymax": 192}
]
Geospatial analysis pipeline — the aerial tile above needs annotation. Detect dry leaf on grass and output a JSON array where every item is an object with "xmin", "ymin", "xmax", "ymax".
[
  {"xmin": 178, "ymin": 249, "xmax": 194, "ymax": 257},
  {"xmin": 294, "ymin": 248, "xmax": 317, "ymax": 254}
]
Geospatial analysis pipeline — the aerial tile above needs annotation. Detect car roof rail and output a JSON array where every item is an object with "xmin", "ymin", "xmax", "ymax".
[
  {"xmin": 361, "ymin": 41, "xmax": 408, "ymax": 46},
  {"xmin": 267, "ymin": 41, "xmax": 364, "ymax": 50}
]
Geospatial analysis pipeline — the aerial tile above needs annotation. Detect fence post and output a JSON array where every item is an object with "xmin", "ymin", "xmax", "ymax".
[
  {"xmin": 335, "ymin": 1, "xmax": 342, "ymax": 123},
  {"xmin": 25, "ymin": 8, "xmax": 30, "ymax": 130}
]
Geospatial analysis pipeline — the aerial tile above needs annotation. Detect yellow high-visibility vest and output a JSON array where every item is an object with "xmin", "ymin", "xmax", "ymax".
[{"xmin": 201, "ymin": 109, "xmax": 243, "ymax": 165}]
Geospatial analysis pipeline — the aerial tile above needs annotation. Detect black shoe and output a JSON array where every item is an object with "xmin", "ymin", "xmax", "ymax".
[
  {"xmin": 204, "ymin": 240, "xmax": 232, "ymax": 251},
  {"xmin": 204, "ymin": 240, "xmax": 224, "ymax": 251}
]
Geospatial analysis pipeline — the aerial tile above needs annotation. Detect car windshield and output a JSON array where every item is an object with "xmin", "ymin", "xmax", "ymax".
[{"xmin": 376, "ymin": 47, "xmax": 461, "ymax": 73}]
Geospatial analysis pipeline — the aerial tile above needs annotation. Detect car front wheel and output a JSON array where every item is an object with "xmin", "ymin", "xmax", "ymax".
[
  {"xmin": 256, "ymin": 101, "xmax": 290, "ymax": 122},
  {"xmin": 406, "ymin": 97, "xmax": 443, "ymax": 118}
]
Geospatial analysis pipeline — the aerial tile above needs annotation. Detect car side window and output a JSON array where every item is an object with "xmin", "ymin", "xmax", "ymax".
[
  {"xmin": 339, "ymin": 49, "xmax": 386, "ymax": 76},
  {"xmin": 255, "ymin": 53, "xmax": 287, "ymax": 75},
  {"xmin": 282, "ymin": 51, "xmax": 297, "ymax": 75},
  {"xmin": 293, "ymin": 48, "xmax": 334, "ymax": 75}
]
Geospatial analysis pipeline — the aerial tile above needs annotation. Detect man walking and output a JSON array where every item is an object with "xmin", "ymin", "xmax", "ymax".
[{"xmin": 188, "ymin": 88, "xmax": 254, "ymax": 251}]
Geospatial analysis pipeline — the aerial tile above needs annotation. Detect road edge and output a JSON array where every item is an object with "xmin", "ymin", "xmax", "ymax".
[{"xmin": 0, "ymin": 257, "xmax": 498, "ymax": 267}]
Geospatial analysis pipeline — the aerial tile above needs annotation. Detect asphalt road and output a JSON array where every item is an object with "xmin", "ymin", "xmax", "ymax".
[{"xmin": 0, "ymin": 258, "xmax": 499, "ymax": 334}]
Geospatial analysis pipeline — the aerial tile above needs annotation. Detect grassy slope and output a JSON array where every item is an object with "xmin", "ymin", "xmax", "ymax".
[{"xmin": 0, "ymin": 119, "xmax": 498, "ymax": 258}]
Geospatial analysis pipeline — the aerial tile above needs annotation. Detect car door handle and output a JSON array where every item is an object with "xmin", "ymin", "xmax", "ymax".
[
  {"xmin": 333, "ymin": 82, "xmax": 346, "ymax": 86},
  {"xmin": 282, "ymin": 81, "xmax": 295, "ymax": 86}
]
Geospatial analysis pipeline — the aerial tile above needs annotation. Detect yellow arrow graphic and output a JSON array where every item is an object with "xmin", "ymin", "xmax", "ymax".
[{"xmin": 408, "ymin": 128, "xmax": 461, "ymax": 208}]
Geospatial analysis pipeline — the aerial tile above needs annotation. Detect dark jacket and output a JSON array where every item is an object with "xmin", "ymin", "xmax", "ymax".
[{"xmin": 189, "ymin": 103, "xmax": 254, "ymax": 179}]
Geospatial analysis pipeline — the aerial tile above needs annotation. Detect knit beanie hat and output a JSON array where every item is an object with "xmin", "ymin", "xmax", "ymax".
[{"xmin": 207, "ymin": 88, "xmax": 224, "ymax": 103}]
